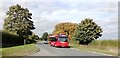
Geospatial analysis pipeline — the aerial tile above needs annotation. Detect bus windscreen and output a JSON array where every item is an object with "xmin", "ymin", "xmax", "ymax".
[{"xmin": 58, "ymin": 37, "xmax": 68, "ymax": 42}]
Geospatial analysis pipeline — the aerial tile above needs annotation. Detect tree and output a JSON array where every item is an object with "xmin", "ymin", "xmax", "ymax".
[
  {"xmin": 53, "ymin": 22, "xmax": 78, "ymax": 40},
  {"xmin": 74, "ymin": 18, "xmax": 103, "ymax": 45},
  {"xmin": 32, "ymin": 35, "xmax": 39, "ymax": 40},
  {"xmin": 3, "ymin": 4, "xmax": 35, "ymax": 44},
  {"xmin": 42, "ymin": 32, "xmax": 48, "ymax": 41},
  {"xmin": 29, "ymin": 32, "xmax": 39, "ymax": 40}
]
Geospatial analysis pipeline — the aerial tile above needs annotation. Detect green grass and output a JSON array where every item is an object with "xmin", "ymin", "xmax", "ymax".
[
  {"xmin": 69, "ymin": 39, "xmax": 118, "ymax": 56},
  {"xmin": 1, "ymin": 44, "xmax": 40, "ymax": 58},
  {"xmin": 89, "ymin": 40, "xmax": 118, "ymax": 47}
]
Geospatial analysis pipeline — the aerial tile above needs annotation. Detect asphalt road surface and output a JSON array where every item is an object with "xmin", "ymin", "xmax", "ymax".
[{"xmin": 28, "ymin": 42, "xmax": 110, "ymax": 56}]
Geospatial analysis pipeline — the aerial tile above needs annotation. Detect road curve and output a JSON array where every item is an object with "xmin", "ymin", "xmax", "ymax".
[{"xmin": 28, "ymin": 43, "xmax": 109, "ymax": 56}]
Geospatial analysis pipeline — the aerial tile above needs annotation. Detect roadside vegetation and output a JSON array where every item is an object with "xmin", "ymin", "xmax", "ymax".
[
  {"xmin": 70, "ymin": 39, "xmax": 118, "ymax": 55},
  {"xmin": 1, "ymin": 30, "xmax": 38, "ymax": 47},
  {"xmin": 1, "ymin": 4, "xmax": 40, "ymax": 57},
  {"xmin": 1, "ymin": 30, "xmax": 40, "ymax": 57},
  {"xmin": 53, "ymin": 22, "xmax": 77, "ymax": 36},
  {"xmin": 52, "ymin": 19, "xmax": 118, "ymax": 55},
  {"xmin": 1, "ymin": 44, "xmax": 39, "ymax": 57},
  {"xmin": 2, "ymin": 4, "xmax": 40, "ymax": 47},
  {"xmin": 41, "ymin": 32, "xmax": 48, "ymax": 41},
  {"xmin": 1, "ymin": 30, "xmax": 24, "ymax": 47},
  {"xmin": 53, "ymin": 19, "xmax": 103, "ymax": 45},
  {"xmin": 3, "ymin": 4, "xmax": 39, "ymax": 45}
]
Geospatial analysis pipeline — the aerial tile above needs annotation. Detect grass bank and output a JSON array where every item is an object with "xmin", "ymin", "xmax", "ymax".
[
  {"xmin": 70, "ymin": 39, "xmax": 118, "ymax": 56},
  {"xmin": 1, "ymin": 44, "xmax": 40, "ymax": 58}
]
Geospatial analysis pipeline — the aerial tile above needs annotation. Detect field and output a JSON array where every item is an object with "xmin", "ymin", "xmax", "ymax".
[{"xmin": 70, "ymin": 39, "xmax": 118, "ymax": 55}]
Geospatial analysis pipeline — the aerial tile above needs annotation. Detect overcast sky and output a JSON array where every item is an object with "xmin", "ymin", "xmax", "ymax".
[{"xmin": 0, "ymin": 0, "xmax": 118, "ymax": 39}]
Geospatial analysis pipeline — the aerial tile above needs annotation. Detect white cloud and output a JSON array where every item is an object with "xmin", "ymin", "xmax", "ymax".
[
  {"xmin": 51, "ymin": 9, "xmax": 80, "ymax": 15},
  {"xmin": 95, "ymin": 2, "xmax": 118, "ymax": 13},
  {"xmin": 32, "ymin": 18, "xmax": 58, "ymax": 36}
]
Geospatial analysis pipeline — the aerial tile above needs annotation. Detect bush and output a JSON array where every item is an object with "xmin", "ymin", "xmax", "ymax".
[
  {"xmin": 26, "ymin": 39, "xmax": 36, "ymax": 44},
  {"xmin": 31, "ymin": 35, "xmax": 39, "ymax": 40},
  {"xmin": 1, "ymin": 30, "xmax": 24, "ymax": 48}
]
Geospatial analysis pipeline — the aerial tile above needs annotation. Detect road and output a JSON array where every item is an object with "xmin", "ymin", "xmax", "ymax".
[{"xmin": 28, "ymin": 42, "xmax": 109, "ymax": 56}]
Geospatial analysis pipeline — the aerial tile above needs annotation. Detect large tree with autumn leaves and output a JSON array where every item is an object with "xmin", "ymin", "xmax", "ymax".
[{"xmin": 53, "ymin": 22, "xmax": 78, "ymax": 39}]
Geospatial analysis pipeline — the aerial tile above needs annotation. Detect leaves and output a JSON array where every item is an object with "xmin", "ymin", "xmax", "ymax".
[
  {"xmin": 42, "ymin": 32, "xmax": 48, "ymax": 41},
  {"xmin": 3, "ymin": 4, "xmax": 35, "ymax": 39},
  {"xmin": 74, "ymin": 18, "xmax": 103, "ymax": 45},
  {"xmin": 53, "ymin": 22, "xmax": 78, "ymax": 36}
]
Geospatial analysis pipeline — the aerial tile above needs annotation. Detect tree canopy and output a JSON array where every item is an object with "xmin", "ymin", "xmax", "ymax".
[
  {"xmin": 53, "ymin": 22, "xmax": 78, "ymax": 36},
  {"xmin": 42, "ymin": 32, "xmax": 48, "ymax": 41},
  {"xmin": 3, "ymin": 4, "xmax": 35, "ymax": 39},
  {"xmin": 73, "ymin": 18, "xmax": 103, "ymax": 45}
]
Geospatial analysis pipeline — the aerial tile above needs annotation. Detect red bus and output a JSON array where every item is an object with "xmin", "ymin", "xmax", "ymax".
[
  {"xmin": 49, "ymin": 35, "xmax": 57, "ymax": 46},
  {"xmin": 49, "ymin": 34, "xmax": 69, "ymax": 47}
]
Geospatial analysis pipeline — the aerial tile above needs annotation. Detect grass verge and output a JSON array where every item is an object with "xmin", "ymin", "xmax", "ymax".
[
  {"xmin": 1, "ymin": 44, "xmax": 40, "ymax": 58},
  {"xmin": 70, "ymin": 39, "xmax": 118, "ymax": 56}
]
